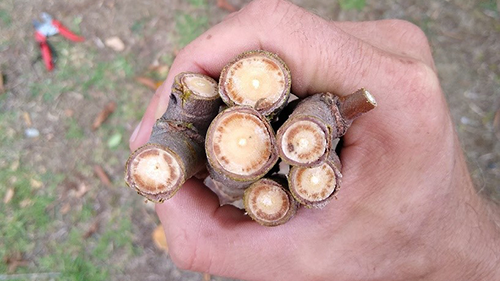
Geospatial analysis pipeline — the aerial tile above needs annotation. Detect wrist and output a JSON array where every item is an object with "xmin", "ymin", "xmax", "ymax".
[{"xmin": 429, "ymin": 162, "xmax": 500, "ymax": 281}]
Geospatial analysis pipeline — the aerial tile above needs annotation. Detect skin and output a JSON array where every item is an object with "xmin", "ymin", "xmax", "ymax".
[{"xmin": 129, "ymin": 1, "xmax": 500, "ymax": 280}]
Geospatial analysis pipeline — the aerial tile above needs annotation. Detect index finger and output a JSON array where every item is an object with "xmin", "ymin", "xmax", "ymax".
[{"xmin": 130, "ymin": 0, "xmax": 439, "ymax": 151}]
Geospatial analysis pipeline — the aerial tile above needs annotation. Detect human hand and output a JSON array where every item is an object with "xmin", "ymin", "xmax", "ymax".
[{"xmin": 129, "ymin": 1, "xmax": 500, "ymax": 280}]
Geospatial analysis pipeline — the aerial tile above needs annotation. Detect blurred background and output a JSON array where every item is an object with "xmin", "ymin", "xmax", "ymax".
[{"xmin": 0, "ymin": 0, "xmax": 499, "ymax": 280}]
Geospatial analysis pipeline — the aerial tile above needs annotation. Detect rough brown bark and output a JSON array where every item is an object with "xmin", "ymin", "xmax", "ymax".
[
  {"xmin": 162, "ymin": 72, "xmax": 221, "ymax": 133},
  {"xmin": 125, "ymin": 72, "xmax": 220, "ymax": 202}
]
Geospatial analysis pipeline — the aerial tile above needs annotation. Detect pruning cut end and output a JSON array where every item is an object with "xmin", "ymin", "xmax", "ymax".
[
  {"xmin": 363, "ymin": 89, "xmax": 377, "ymax": 107},
  {"xmin": 206, "ymin": 107, "xmax": 278, "ymax": 180},
  {"xmin": 244, "ymin": 178, "xmax": 296, "ymax": 226},
  {"xmin": 219, "ymin": 50, "xmax": 291, "ymax": 116},
  {"xmin": 289, "ymin": 161, "xmax": 339, "ymax": 208},
  {"xmin": 279, "ymin": 119, "xmax": 328, "ymax": 165},
  {"xmin": 126, "ymin": 144, "xmax": 183, "ymax": 202},
  {"xmin": 182, "ymin": 73, "xmax": 218, "ymax": 98}
]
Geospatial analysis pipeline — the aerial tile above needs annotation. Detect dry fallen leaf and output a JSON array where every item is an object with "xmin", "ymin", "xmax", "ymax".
[
  {"xmin": 203, "ymin": 273, "xmax": 211, "ymax": 281},
  {"xmin": 60, "ymin": 203, "xmax": 71, "ymax": 215},
  {"xmin": 3, "ymin": 252, "xmax": 29, "ymax": 274},
  {"xmin": 92, "ymin": 101, "xmax": 116, "ymax": 131},
  {"xmin": 22, "ymin": 112, "xmax": 32, "ymax": 127},
  {"xmin": 20, "ymin": 199, "xmax": 33, "ymax": 208},
  {"xmin": 152, "ymin": 225, "xmax": 169, "ymax": 252},
  {"xmin": 136, "ymin": 76, "xmax": 158, "ymax": 91},
  {"xmin": 3, "ymin": 188, "xmax": 14, "ymax": 204},
  {"xmin": 75, "ymin": 183, "xmax": 89, "ymax": 198},
  {"xmin": 105, "ymin": 36, "xmax": 125, "ymax": 52},
  {"xmin": 148, "ymin": 64, "xmax": 170, "ymax": 77},
  {"xmin": 64, "ymin": 109, "xmax": 74, "ymax": 117},
  {"xmin": 82, "ymin": 220, "xmax": 100, "ymax": 239},
  {"xmin": 94, "ymin": 165, "xmax": 112, "ymax": 187},
  {"xmin": 217, "ymin": 0, "xmax": 237, "ymax": 12},
  {"xmin": 30, "ymin": 178, "xmax": 43, "ymax": 189}
]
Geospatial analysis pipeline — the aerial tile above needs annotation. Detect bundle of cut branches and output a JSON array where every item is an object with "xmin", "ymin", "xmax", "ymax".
[{"xmin": 125, "ymin": 50, "xmax": 377, "ymax": 226}]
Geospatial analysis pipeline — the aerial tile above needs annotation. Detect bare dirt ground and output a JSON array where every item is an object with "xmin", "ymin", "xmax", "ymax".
[{"xmin": 1, "ymin": 0, "xmax": 499, "ymax": 280}]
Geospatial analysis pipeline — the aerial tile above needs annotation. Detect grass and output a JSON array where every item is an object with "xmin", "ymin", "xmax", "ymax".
[
  {"xmin": 175, "ymin": 13, "xmax": 208, "ymax": 47},
  {"xmin": 1, "ymin": 29, "xmax": 142, "ymax": 279},
  {"xmin": 0, "ymin": 164, "xmax": 138, "ymax": 279},
  {"xmin": 0, "ymin": 9, "xmax": 12, "ymax": 26},
  {"xmin": 0, "ymin": 168, "xmax": 62, "ymax": 272},
  {"xmin": 339, "ymin": 0, "xmax": 366, "ymax": 11},
  {"xmin": 66, "ymin": 118, "xmax": 85, "ymax": 140},
  {"xmin": 479, "ymin": 0, "xmax": 498, "ymax": 12},
  {"xmin": 188, "ymin": 0, "xmax": 207, "ymax": 7}
]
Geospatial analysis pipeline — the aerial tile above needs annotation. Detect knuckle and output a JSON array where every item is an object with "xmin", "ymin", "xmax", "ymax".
[
  {"xmin": 387, "ymin": 19, "xmax": 429, "ymax": 45},
  {"xmin": 241, "ymin": 0, "xmax": 294, "ymax": 23}
]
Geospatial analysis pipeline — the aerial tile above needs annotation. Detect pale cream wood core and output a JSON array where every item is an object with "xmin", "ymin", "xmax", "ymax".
[
  {"xmin": 226, "ymin": 57, "xmax": 285, "ymax": 107},
  {"xmin": 183, "ymin": 75, "xmax": 218, "ymax": 98},
  {"xmin": 293, "ymin": 163, "xmax": 336, "ymax": 201},
  {"xmin": 281, "ymin": 120, "xmax": 327, "ymax": 163},
  {"xmin": 248, "ymin": 184, "xmax": 289, "ymax": 221},
  {"xmin": 212, "ymin": 112, "xmax": 272, "ymax": 176},
  {"xmin": 132, "ymin": 148, "xmax": 181, "ymax": 193}
]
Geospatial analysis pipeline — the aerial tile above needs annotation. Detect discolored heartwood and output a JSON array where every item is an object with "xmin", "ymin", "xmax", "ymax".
[
  {"xmin": 276, "ymin": 90, "xmax": 377, "ymax": 167},
  {"xmin": 205, "ymin": 106, "xmax": 279, "ymax": 184},
  {"xmin": 288, "ymin": 152, "xmax": 342, "ymax": 208},
  {"xmin": 243, "ymin": 177, "xmax": 298, "ymax": 226},
  {"xmin": 218, "ymin": 50, "xmax": 291, "ymax": 118}
]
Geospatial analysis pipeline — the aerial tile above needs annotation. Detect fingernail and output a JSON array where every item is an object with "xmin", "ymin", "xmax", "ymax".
[{"xmin": 129, "ymin": 121, "xmax": 142, "ymax": 143}]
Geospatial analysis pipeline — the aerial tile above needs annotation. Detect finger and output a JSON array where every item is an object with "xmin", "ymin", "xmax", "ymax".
[
  {"xmin": 131, "ymin": 0, "xmax": 441, "ymax": 151},
  {"xmin": 155, "ymin": 178, "xmax": 312, "ymax": 280},
  {"xmin": 334, "ymin": 20, "xmax": 436, "ymax": 70}
]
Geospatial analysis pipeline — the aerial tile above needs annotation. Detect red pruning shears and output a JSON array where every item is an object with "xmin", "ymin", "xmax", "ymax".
[{"xmin": 33, "ymin": 13, "xmax": 85, "ymax": 71}]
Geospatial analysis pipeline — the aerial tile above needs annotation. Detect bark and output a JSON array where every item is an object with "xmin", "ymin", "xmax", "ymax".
[
  {"xmin": 276, "ymin": 90, "xmax": 376, "ymax": 167},
  {"xmin": 125, "ymin": 72, "xmax": 221, "ymax": 203},
  {"xmin": 161, "ymin": 72, "xmax": 221, "ymax": 133},
  {"xmin": 125, "ymin": 120, "xmax": 205, "ymax": 202}
]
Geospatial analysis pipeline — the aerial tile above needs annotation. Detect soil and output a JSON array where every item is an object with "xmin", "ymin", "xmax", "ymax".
[{"xmin": 1, "ymin": 0, "xmax": 499, "ymax": 280}]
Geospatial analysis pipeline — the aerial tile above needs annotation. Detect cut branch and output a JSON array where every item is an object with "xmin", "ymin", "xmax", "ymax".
[
  {"xmin": 125, "ymin": 72, "xmax": 220, "ymax": 202},
  {"xmin": 276, "ymin": 90, "xmax": 377, "ymax": 166},
  {"xmin": 162, "ymin": 72, "xmax": 221, "ymax": 133},
  {"xmin": 288, "ymin": 152, "xmax": 342, "ymax": 208},
  {"xmin": 243, "ymin": 177, "xmax": 298, "ymax": 226},
  {"xmin": 205, "ymin": 106, "xmax": 279, "ymax": 184},
  {"xmin": 126, "ymin": 121, "xmax": 205, "ymax": 202},
  {"xmin": 218, "ymin": 50, "xmax": 291, "ymax": 117}
]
